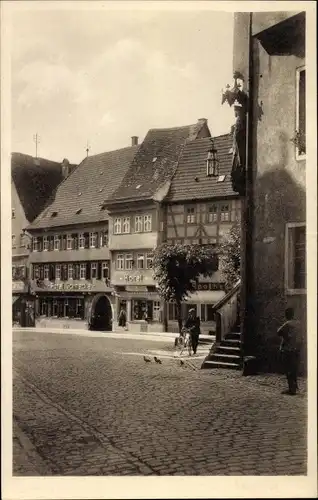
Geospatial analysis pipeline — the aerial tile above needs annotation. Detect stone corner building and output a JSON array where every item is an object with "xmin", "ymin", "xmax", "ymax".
[{"xmin": 233, "ymin": 11, "xmax": 306, "ymax": 372}]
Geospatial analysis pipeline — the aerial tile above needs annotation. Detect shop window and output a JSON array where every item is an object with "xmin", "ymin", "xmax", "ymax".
[
  {"xmin": 144, "ymin": 215, "xmax": 152, "ymax": 232},
  {"xmin": 295, "ymin": 67, "xmax": 306, "ymax": 158},
  {"xmin": 220, "ymin": 205, "xmax": 230, "ymax": 222},
  {"xmin": 91, "ymin": 262, "xmax": 97, "ymax": 278},
  {"xmin": 114, "ymin": 218, "xmax": 122, "ymax": 234},
  {"xmin": 153, "ymin": 301, "xmax": 161, "ymax": 322},
  {"xmin": 40, "ymin": 300, "xmax": 48, "ymax": 316},
  {"xmin": 67, "ymin": 234, "xmax": 73, "ymax": 250},
  {"xmin": 80, "ymin": 263, "xmax": 86, "ymax": 280},
  {"xmin": 44, "ymin": 265, "xmax": 49, "ymax": 280},
  {"xmin": 79, "ymin": 233, "xmax": 85, "ymax": 249},
  {"xmin": 146, "ymin": 253, "xmax": 153, "ymax": 269},
  {"xmin": 55, "ymin": 264, "xmax": 61, "ymax": 280},
  {"xmin": 132, "ymin": 299, "xmax": 152, "ymax": 321},
  {"xmin": 137, "ymin": 254, "xmax": 144, "ymax": 270},
  {"xmin": 53, "ymin": 300, "xmax": 58, "ymax": 317},
  {"xmin": 43, "ymin": 236, "xmax": 49, "ymax": 251},
  {"xmin": 76, "ymin": 299, "xmax": 84, "ymax": 319},
  {"xmin": 54, "ymin": 235, "xmax": 60, "ymax": 251},
  {"xmin": 207, "ymin": 304, "xmax": 214, "ymax": 322},
  {"xmin": 102, "ymin": 262, "xmax": 109, "ymax": 279},
  {"xmin": 186, "ymin": 206, "xmax": 196, "ymax": 224},
  {"xmin": 135, "ymin": 215, "xmax": 143, "ymax": 233},
  {"xmin": 168, "ymin": 302, "xmax": 178, "ymax": 321},
  {"xmin": 200, "ymin": 304, "xmax": 206, "ymax": 322},
  {"xmin": 207, "ymin": 205, "xmax": 218, "ymax": 223},
  {"xmin": 125, "ymin": 254, "xmax": 134, "ymax": 270},
  {"xmin": 123, "ymin": 217, "xmax": 130, "ymax": 234},
  {"xmin": 285, "ymin": 223, "xmax": 306, "ymax": 293},
  {"xmin": 68, "ymin": 264, "xmax": 74, "ymax": 280}
]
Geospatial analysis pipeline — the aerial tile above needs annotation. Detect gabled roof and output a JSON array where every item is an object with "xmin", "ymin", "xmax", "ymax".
[
  {"xmin": 165, "ymin": 134, "xmax": 237, "ymax": 202},
  {"xmin": 106, "ymin": 120, "xmax": 210, "ymax": 207},
  {"xmin": 11, "ymin": 153, "xmax": 71, "ymax": 223},
  {"xmin": 27, "ymin": 145, "xmax": 139, "ymax": 230}
]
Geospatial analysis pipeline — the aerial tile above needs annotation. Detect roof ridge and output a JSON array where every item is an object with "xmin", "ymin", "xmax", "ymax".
[{"xmin": 147, "ymin": 123, "xmax": 199, "ymax": 133}]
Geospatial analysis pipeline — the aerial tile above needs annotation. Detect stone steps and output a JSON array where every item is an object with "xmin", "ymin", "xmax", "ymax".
[{"xmin": 201, "ymin": 329, "xmax": 242, "ymax": 370}]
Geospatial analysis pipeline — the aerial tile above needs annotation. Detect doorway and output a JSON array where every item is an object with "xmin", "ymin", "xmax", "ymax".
[{"xmin": 90, "ymin": 295, "xmax": 112, "ymax": 331}]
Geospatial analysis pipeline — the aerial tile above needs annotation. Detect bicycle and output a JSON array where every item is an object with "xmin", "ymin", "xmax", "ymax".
[{"xmin": 175, "ymin": 327, "xmax": 193, "ymax": 357}]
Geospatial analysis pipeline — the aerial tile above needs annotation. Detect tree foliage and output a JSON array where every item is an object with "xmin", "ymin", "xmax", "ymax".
[
  {"xmin": 218, "ymin": 221, "xmax": 241, "ymax": 292},
  {"xmin": 153, "ymin": 243, "xmax": 219, "ymax": 331}
]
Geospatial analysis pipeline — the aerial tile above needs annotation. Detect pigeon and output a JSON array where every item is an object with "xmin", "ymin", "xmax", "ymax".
[
  {"xmin": 154, "ymin": 356, "xmax": 162, "ymax": 364},
  {"xmin": 143, "ymin": 355, "xmax": 152, "ymax": 363}
]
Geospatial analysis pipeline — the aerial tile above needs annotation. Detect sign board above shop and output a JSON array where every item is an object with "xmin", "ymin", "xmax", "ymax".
[
  {"xmin": 126, "ymin": 285, "xmax": 148, "ymax": 292},
  {"xmin": 195, "ymin": 282, "xmax": 226, "ymax": 291}
]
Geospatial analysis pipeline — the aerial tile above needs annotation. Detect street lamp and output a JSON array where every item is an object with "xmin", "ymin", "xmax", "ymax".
[{"xmin": 206, "ymin": 145, "xmax": 219, "ymax": 177}]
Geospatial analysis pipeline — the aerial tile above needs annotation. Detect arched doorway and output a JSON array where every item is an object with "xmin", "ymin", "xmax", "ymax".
[{"xmin": 90, "ymin": 294, "xmax": 113, "ymax": 331}]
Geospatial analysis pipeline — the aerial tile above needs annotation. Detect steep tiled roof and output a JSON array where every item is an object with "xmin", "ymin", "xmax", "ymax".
[
  {"xmin": 106, "ymin": 121, "xmax": 210, "ymax": 206},
  {"xmin": 11, "ymin": 153, "xmax": 69, "ymax": 223},
  {"xmin": 27, "ymin": 146, "xmax": 138, "ymax": 230},
  {"xmin": 166, "ymin": 134, "xmax": 237, "ymax": 202}
]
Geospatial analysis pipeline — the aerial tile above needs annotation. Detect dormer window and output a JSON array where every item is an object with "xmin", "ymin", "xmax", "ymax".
[
  {"xmin": 51, "ymin": 211, "xmax": 58, "ymax": 218},
  {"xmin": 76, "ymin": 208, "xmax": 82, "ymax": 215},
  {"xmin": 206, "ymin": 146, "xmax": 219, "ymax": 177}
]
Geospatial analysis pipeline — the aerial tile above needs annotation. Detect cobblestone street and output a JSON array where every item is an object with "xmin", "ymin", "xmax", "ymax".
[{"xmin": 13, "ymin": 330, "xmax": 307, "ymax": 476}]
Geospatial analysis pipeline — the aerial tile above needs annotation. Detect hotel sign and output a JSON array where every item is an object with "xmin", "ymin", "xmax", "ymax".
[{"xmin": 124, "ymin": 274, "xmax": 144, "ymax": 283}]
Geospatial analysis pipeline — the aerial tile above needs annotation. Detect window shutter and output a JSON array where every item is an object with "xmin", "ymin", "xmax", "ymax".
[
  {"xmin": 39, "ymin": 265, "xmax": 44, "ymax": 280},
  {"xmin": 97, "ymin": 262, "xmax": 102, "ymax": 280},
  {"xmin": 72, "ymin": 234, "xmax": 78, "ymax": 250},
  {"xmin": 52, "ymin": 264, "xmax": 56, "ymax": 280},
  {"xmin": 49, "ymin": 236, "xmax": 54, "ymax": 251},
  {"xmin": 96, "ymin": 232, "xmax": 100, "ymax": 248},
  {"xmin": 86, "ymin": 262, "xmax": 91, "ymax": 279},
  {"xmin": 38, "ymin": 237, "xmax": 43, "ymax": 252},
  {"xmin": 84, "ymin": 233, "xmax": 89, "ymax": 248},
  {"xmin": 32, "ymin": 265, "xmax": 35, "ymax": 280}
]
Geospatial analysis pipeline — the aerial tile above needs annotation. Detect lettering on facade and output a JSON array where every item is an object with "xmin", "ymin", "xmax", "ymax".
[
  {"xmin": 124, "ymin": 275, "xmax": 144, "ymax": 283},
  {"xmin": 195, "ymin": 282, "xmax": 226, "ymax": 291},
  {"xmin": 47, "ymin": 282, "xmax": 93, "ymax": 291}
]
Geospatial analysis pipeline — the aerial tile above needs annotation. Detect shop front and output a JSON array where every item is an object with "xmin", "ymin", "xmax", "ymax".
[
  {"xmin": 167, "ymin": 282, "xmax": 226, "ymax": 334},
  {"xmin": 32, "ymin": 279, "xmax": 114, "ymax": 331},
  {"xmin": 112, "ymin": 270, "xmax": 163, "ymax": 332},
  {"xmin": 12, "ymin": 280, "xmax": 35, "ymax": 327}
]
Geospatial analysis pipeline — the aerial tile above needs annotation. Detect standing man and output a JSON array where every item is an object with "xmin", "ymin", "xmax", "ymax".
[
  {"xmin": 277, "ymin": 307, "xmax": 303, "ymax": 395},
  {"xmin": 185, "ymin": 308, "xmax": 201, "ymax": 355}
]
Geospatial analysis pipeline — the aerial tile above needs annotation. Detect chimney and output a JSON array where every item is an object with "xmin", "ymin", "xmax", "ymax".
[
  {"xmin": 197, "ymin": 118, "xmax": 208, "ymax": 125},
  {"xmin": 61, "ymin": 158, "xmax": 70, "ymax": 178},
  {"xmin": 131, "ymin": 136, "xmax": 138, "ymax": 146}
]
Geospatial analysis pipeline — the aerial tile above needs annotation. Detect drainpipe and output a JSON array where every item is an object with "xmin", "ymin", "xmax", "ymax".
[{"xmin": 241, "ymin": 12, "xmax": 254, "ymax": 359}]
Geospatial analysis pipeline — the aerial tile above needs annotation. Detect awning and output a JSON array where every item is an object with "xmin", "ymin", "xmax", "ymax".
[{"xmin": 185, "ymin": 290, "xmax": 225, "ymax": 304}]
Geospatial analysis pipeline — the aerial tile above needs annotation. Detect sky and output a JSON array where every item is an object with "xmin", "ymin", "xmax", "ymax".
[{"xmin": 11, "ymin": 7, "xmax": 235, "ymax": 164}]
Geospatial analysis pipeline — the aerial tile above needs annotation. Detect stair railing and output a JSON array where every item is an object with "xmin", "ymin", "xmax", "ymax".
[{"xmin": 212, "ymin": 280, "xmax": 241, "ymax": 344}]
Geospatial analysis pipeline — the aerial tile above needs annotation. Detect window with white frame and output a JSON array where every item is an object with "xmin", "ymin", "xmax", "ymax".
[
  {"xmin": 66, "ymin": 234, "xmax": 73, "ymax": 250},
  {"xmin": 33, "ymin": 237, "xmax": 39, "ymax": 252},
  {"xmin": 135, "ymin": 215, "xmax": 143, "ymax": 233},
  {"xmin": 285, "ymin": 223, "xmax": 306, "ymax": 293},
  {"xmin": 146, "ymin": 252, "xmax": 153, "ymax": 269},
  {"xmin": 114, "ymin": 218, "xmax": 122, "ymax": 234},
  {"xmin": 123, "ymin": 217, "xmax": 130, "ymax": 234},
  {"xmin": 55, "ymin": 264, "xmax": 61, "ymax": 280},
  {"xmin": 43, "ymin": 236, "xmax": 49, "ymax": 251},
  {"xmin": 33, "ymin": 265, "xmax": 40, "ymax": 279},
  {"xmin": 12, "ymin": 266, "xmax": 16, "ymax": 279},
  {"xmin": 153, "ymin": 301, "xmax": 161, "ymax": 322},
  {"xmin": 89, "ymin": 232, "xmax": 97, "ymax": 248},
  {"xmin": 207, "ymin": 205, "xmax": 218, "ymax": 223},
  {"xmin": 168, "ymin": 302, "xmax": 178, "ymax": 321},
  {"xmin": 68, "ymin": 264, "xmax": 74, "ymax": 280},
  {"xmin": 116, "ymin": 254, "xmax": 124, "ymax": 270},
  {"xmin": 79, "ymin": 233, "xmax": 85, "ymax": 249},
  {"xmin": 102, "ymin": 262, "xmax": 109, "ymax": 279},
  {"xmin": 80, "ymin": 263, "xmax": 86, "ymax": 280},
  {"xmin": 295, "ymin": 67, "xmax": 306, "ymax": 158},
  {"xmin": 137, "ymin": 253, "xmax": 144, "ymax": 270},
  {"xmin": 91, "ymin": 262, "xmax": 97, "ymax": 278},
  {"xmin": 144, "ymin": 215, "xmax": 152, "ymax": 232},
  {"xmin": 54, "ymin": 235, "xmax": 60, "ymax": 251},
  {"xmin": 186, "ymin": 206, "xmax": 196, "ymax": 224},
  {"xmin": 220, "ymin": 204, "xmax": 230, "ymax": 222},
  {"xmin": 125, "ymin": 253, "xmax": 134, "ymax": 270},
  {"xmin": 44, "ymin": 264, "xmax": 49, "ymax": 280}
]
